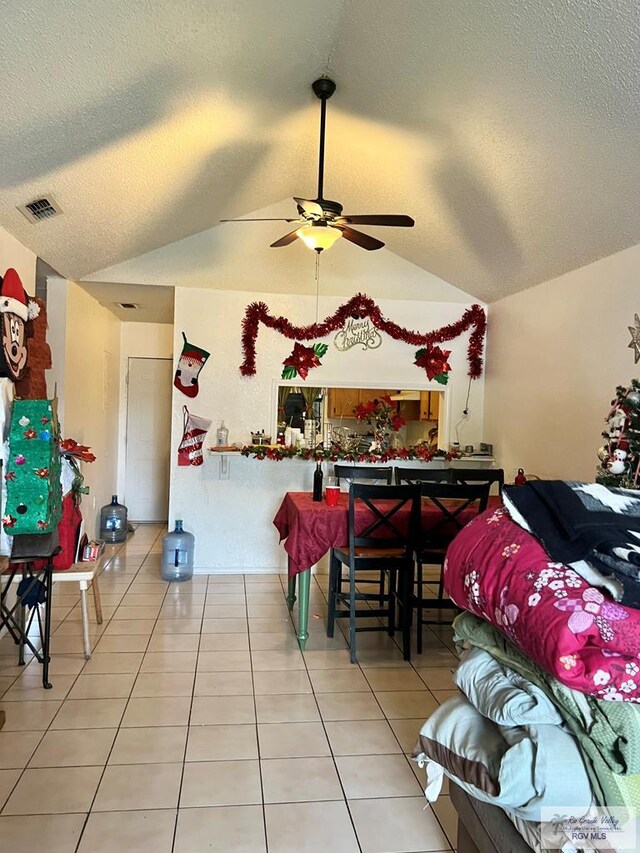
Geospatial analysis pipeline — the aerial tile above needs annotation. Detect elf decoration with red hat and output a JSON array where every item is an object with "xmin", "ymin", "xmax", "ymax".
[
  {"xmin": 174, "ymin": 332, "xmax": 210, "ymax": 398},
  {"xmin": 0, "ymin": 268, "xmax": 39, "ymax": 382}
]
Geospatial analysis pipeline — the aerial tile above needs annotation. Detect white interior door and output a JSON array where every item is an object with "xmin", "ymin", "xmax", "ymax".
[{"xmin": 125, "ymin": 357, "xmax": 173, "ymax": 521}]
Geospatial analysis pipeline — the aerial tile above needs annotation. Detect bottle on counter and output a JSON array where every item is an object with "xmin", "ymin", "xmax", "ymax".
[
  {"xmin": 313, "ymin": 462, "xmax": 323, "ymax": 501},
  {"xmin": 216, "ymin": 421, "xmax": 229, "ymax": 446}
]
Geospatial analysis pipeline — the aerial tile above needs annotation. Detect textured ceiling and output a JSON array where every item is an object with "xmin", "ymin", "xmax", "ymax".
[
  {"xmin": 77, "ymin": 282, "xmax": 174, "ymax": 323},
  {"xmin": 1, "ymin": 0, "xmax": 639, "ymax": 302}
]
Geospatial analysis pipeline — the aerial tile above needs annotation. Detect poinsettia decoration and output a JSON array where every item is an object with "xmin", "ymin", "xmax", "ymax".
[
  {"xmin": 281, "ymin": 342, "xmax": 328, "ymax": 381},
  {"xmin": 355, "ymin": 395, "xmax": 406, "ymax": 433},
  {"xmin": 414, "ymin": 344, "xmax": 452, "ymax": 384},
  {"xmin": 60, "ymin": 438, "xmax": 96, "ymax": 463},
  {"xmin": 355, "ymin": 394, "xmax": 406, "ymax": 450}
]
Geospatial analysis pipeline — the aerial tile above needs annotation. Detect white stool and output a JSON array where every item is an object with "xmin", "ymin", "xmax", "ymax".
[{"xmin": 52, "ymin": 561, "xmax": 104, "ymax": 658}]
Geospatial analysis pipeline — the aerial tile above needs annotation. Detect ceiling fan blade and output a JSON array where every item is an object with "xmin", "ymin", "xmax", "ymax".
[
  {"xmin": 293, "ymin": 197, "xmax": 324, "ymax": 218},
  {"xmin": 220, "ymin": 218, "xmax": 298, "ymax": 222},
  {"xmin": 337, "ymin": 215, "xmax": 415, "ymax": 227},
  {"xmin": 337, "ymin": 225, "xmax": 384, "ymax": 251},
  {"xmin": 270, "ymin": 228, "xmax": 302, "ymax": 248}
]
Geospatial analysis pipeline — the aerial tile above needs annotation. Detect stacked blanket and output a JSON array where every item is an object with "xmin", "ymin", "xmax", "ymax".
[
  {"xmin": 444, "ymin": 505, "xmax": 640, "ymax": 702},
  {"xmin": 412, "ymin": 647, "xmax": 594, "ymax": 819},
  {"xmin": 414, "ymin": 482, "xmax": 640, "ymax": 849},
  {"xmin": 454, "ymin": 614, "xmax": 640, "ymax": 814},
  {"xmin": 504, "ymin": 481, "xmax": 640, "ymax": 607}
]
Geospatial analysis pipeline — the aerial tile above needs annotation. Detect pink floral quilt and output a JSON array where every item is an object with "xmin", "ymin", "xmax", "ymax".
[{"xmin": 444, "ymin": 507, "xmax": 640, "ymax": 702}]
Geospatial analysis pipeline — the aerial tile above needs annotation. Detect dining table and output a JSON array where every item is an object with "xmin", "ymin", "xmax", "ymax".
[{"xmin": 273, "ymin": 490, "xmax": 502, "ymax": 650}]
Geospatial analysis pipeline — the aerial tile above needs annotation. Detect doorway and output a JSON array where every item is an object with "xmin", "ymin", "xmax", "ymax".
[{"xmin": 125, "ymin": 357, "xmax": 173, "ymax": 521}]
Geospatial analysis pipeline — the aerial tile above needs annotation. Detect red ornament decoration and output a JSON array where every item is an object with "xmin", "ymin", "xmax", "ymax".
[
  {"xmin": 414, "ymin": 344, "xmax": 452, "ymax": 384},
  {"xmin": 240, "ymin": 293, "xmax": 486, "ymax": 378},
  {"xmin": 514, "ymin": 468, "xmax": 527, "ymax": 486},
  {"xmin": 281, "ymin": 342, "xmax": 328, "ymax": 380}
]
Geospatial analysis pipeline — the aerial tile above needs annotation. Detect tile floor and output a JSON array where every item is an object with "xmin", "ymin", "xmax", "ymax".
[{"xmin": 0, "ymin": 524, "xmax": 461, "ymax": 853}]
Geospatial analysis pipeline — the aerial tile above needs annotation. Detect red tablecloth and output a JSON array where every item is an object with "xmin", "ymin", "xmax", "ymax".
[{"xmin": 273, "ymin": 491, "xmax": 502, "ymax": 577}]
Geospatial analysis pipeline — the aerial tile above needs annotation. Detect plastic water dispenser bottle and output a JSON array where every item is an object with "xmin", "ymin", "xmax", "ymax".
[
  {"xmin": 161, "ymin": 520, "xmax": 195, "ymax": 582},
  {"xmin": 99, "ymin": 495, "xmax": 128, "ymax": 544}
]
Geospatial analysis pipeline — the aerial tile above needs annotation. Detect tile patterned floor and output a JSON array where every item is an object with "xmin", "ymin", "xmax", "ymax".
[{"xmin": 0, "ymin": 524, "xmax": 460, "ymax": 852}]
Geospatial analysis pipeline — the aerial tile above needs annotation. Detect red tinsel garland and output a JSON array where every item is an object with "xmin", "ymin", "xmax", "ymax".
[{"xmin": 240, "ymin": 293, "xmax": 486, "ymax": 378}]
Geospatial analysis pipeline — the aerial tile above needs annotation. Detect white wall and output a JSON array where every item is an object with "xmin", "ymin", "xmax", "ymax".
[
  {"xmin": 57, "ymin": 282, "xmax": 122, "ymax": 536},
  {"xmin": 484, "ymin": 243, "xmax": 640, "ymax": 482},
  {"xmin": 117, "ymin": 322, "xmax": 174, "ymax": 503},
  {"xmin": 0, "ymin": 224, "xmax": 36, "ymax": 294},
  {"xmin": 169, "ymin": 286, "xmax": 486, "ymax": 570}
]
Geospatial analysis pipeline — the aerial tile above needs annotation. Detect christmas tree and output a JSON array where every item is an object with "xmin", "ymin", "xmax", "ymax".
[{"xmin": 596, "ymin": 379, "xmax": 640, "ymax": 488}]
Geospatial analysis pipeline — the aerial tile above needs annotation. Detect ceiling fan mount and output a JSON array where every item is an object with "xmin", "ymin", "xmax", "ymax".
[
  {"xmin": 221, "ymin": 77, "xmax": 414, "ymax": 252},
  {"xmin": 311, "ymin": 76, "xmax": 336, "ymax": 101}
]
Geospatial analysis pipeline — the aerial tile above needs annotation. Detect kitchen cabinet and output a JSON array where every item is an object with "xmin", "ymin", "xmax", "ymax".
[
  {"xmin": 398, "ymin": 399, "xmax": 420, "ymax": 421},
  {"xmin": 326, "ymin": 388, "xmax": 359, "ymax": 419},
  {"xmin": 420, "ymin": 391, "xmax": 440, "ymax": 421},
  {"xmin": 359, "ymin": 389, "xmax": 392, "ymax": 403},
  {"xmin": 325, "ymin": 388, "xmax": 397, "ymax": 419}
]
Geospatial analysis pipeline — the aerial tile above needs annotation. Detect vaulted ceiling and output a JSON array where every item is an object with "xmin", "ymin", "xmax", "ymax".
[{"xmin": 0, "ymin": 0, "xmax": 638, "ymax": 302}]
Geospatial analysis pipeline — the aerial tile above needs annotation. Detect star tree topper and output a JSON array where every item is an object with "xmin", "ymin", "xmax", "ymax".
[{"xmin": 628, "ymin": 314, "xmax": 640, "ymax": 364}]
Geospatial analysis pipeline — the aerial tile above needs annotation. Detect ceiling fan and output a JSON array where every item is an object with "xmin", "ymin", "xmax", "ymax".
[{"xmin": 221, "ymin": 77, "xmax": 415, "ymax": 252}]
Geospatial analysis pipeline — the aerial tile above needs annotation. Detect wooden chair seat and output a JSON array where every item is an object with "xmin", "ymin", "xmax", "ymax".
[{"xmin": 334, "ymin": 545, "xmax": 407, "ymax": 559}]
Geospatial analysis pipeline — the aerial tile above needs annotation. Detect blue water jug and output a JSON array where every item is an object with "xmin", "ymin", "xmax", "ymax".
[
  {"xmin": 99, "ymin": 495, "xmax": 128, "ymax": 544},
  {"xmin": 161, "ymin": 520, "xmax": 194, "ymax": 582}
]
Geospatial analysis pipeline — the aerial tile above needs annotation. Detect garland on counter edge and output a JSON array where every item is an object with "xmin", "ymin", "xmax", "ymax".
[
  {"xmin": 240, "ymin": 293, "xmax": 486, "ymax": 378},
  {"xmin": 240, "ymin": 445, "xmax": 458, "ymax": 463}
]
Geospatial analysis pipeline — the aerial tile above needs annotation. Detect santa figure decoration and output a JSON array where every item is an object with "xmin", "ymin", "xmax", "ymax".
[
  {"xmin": 174, "ymin": 332, "xmax": 210, "ymax": 398},
  {"xmin": 0, "ymin": 269, "xmax": 40, "ymax": 381}
]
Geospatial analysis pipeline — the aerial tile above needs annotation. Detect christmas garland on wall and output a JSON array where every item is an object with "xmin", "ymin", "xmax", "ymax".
[
  {"xmin": 240, "ymin": 444, "xmax": 457, "ymax": 464},
  {"xmin": 240, "ymin": 293, "xmax": 486, "ymax": 378}
]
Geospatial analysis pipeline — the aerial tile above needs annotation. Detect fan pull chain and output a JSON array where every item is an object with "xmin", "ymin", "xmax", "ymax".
[{"xmin": 315, "ymin": 251, "xmax": 320, "ymax": 323}]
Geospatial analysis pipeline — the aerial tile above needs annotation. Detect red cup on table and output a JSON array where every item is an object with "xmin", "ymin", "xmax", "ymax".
[{"xmin": 325, "ymin": 476, "xmax": 340, "ymax": 507}]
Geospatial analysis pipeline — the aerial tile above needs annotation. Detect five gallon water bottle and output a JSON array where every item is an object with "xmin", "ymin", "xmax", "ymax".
[
  {"xmin": 161, "ymin": 520, "xmax": 195, "ymax": 582},
  {"xmin": 99, "ymin": 495, "xmax": 128, "ymax": 544}
]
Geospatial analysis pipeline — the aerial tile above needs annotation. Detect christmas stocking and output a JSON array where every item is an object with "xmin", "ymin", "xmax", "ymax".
[
  {"xmin": 177, "ymin": 406, "xmax": 211, "ymax": 466},
  {"xmin": 174, "ymin": 332, "xmax": 210, "ymax": 398}
]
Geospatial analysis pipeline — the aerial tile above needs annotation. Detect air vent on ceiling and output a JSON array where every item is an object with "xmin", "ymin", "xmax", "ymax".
[
  {"xmin": 116, "ymin": 302, "xmax": 140, "ymax": 310},
  {"xmin": 17, "ymin": 195, "xmax": 63, "ymax": 223}
]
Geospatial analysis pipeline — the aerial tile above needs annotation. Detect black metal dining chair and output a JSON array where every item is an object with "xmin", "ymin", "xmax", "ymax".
[
  {"xmin": 450, "ymin": 468, "xmax": 504, "ymax": 495},
  {"xmin": 332, "ymin": 465, "xmax": 393, "ymax": 603},
  {"xmin": 395, "ymin": 467, "xmax": 453, "ymax": 484},
  {"xmin": 327, "ymin": 483, "xmax": 421, "ymax": 663},
  {"xmin": 334, "ymin": 464, "xmax": 393, "ymax": 485},
  {"xmin": 414, "ymin": 481, "xmax": 491, "ymax": 653}
]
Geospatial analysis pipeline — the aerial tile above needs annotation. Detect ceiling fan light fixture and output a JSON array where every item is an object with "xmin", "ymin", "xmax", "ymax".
[{"xmin": 297, "ymin": 223, "xmax": 342, "ymax": 253}]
